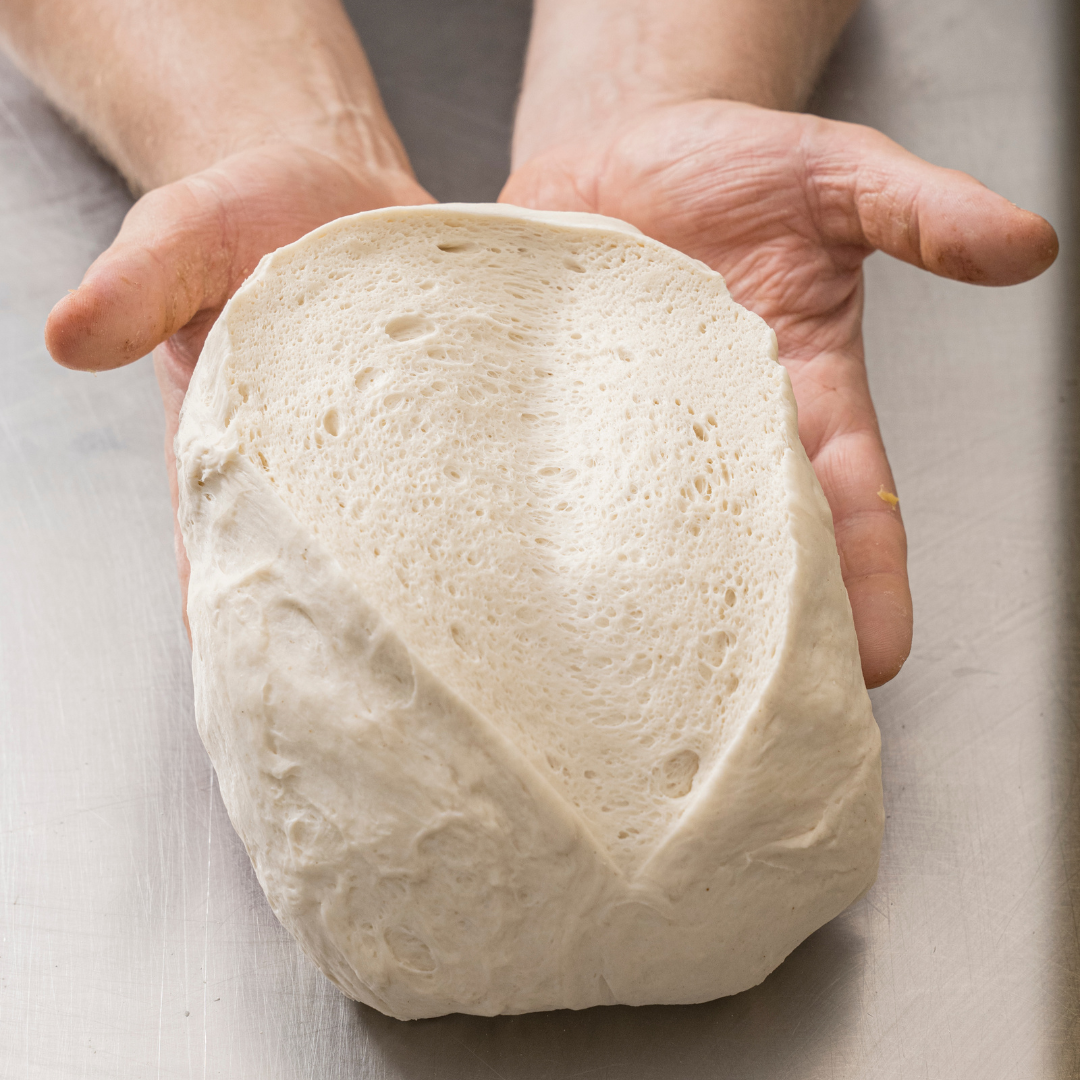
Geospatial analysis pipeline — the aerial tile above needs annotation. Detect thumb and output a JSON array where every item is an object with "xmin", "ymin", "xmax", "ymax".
[
  {"xmin": 46, "ymin": 171, "xmax": 247, "ymax": 371},
  {"xmin": 45, "ymin": 145, "xmax": 435, "ymax": 371},
  {"xmin": 814, "ymin": 119, "xmax": 1058, "ymax": 285}
]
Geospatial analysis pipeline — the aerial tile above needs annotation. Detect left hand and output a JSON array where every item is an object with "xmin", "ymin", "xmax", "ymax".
[{"xmin": 502, "ymin": 98, "xmax": 1057, "ymax": 686}]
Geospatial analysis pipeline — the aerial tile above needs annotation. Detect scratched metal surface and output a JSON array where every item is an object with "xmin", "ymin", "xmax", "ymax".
[{"xmin": 1, "ymin": 0, "xmax": 1076, "ymax": 1076}]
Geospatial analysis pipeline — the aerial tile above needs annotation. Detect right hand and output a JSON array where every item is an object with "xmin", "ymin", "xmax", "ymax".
[{"xmin": 45, "ymin": 142, "xmax": 433, "ymax": 621}]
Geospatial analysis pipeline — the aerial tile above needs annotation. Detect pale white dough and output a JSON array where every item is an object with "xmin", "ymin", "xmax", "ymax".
[{"xmin": 176, "ymin": 203, "xmax": 883, "ymax": 1019}]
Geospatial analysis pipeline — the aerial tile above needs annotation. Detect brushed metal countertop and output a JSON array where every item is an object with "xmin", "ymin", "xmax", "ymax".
[{"xmin": 2, "ymin": 2, "xmax": 1077, "ymax": 1077}]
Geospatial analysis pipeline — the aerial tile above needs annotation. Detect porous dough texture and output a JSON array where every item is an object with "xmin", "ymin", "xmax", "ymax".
[{"xmin": 176, "ymin": 203, "xmax": 883, "ymax": 1020}]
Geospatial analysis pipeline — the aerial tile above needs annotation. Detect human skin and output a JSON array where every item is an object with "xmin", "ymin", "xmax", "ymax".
[
  {"xmin": 0, "ymin": 0, "xmax": 1058, "ymax": 681},
  {"xmin": 503, "ymin": 0, "xmax": 1059, "ymax": 686},
  {"xmin": 0, "ymin": 0, "xmax": 434, "ymax": 621}
]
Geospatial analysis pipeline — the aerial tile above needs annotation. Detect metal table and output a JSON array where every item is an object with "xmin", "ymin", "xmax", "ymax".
[{"xmin": 2, "ymin": 1, "xmax": 1076, "ymax": 1076}]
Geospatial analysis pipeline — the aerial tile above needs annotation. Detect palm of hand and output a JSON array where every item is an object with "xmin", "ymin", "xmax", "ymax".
[{"xmin": 503, "ymin": 97, "xmax": 1054, "ymax": 685}]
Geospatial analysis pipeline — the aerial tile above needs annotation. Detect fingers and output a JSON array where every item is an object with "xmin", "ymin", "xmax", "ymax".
[
  {"xmin": 45, "ymin": 145, "xmax": 434, "ymax": 371},
  {"xmin": 809, "ymin": 118, "xmax": 1058, "ymax": 285},
  {"xmin": 815, "ymin": 429, "xmax": 912, "ymax": 687},
  {"xmin": 787, "ymin": 330, "xmax": 912, "ymax": 688}
]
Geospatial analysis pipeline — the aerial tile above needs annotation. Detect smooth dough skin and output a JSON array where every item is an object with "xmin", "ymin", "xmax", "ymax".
[{"xmin": 176, "ymin": 204, "xmax": 883, "ymax": 1019}]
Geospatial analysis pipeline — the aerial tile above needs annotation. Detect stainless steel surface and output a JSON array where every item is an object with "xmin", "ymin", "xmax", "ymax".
[{"xmin": 1, "ymin": 1, "xmax": 1076, "ymax": 1076}]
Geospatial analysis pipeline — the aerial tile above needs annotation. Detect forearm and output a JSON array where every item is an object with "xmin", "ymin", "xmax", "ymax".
[
  {"xmin": 513, "ymin": 0, "xmax": 859, "ymax": 165},
  {"xmin": 0, "ymin": 0, "xmax": 409, "ymax": 192}
]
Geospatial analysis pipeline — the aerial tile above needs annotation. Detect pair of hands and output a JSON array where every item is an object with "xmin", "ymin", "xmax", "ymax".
[{"xmin": 44, "ymin": 95, "xmax": 1058, "ymax": 688}]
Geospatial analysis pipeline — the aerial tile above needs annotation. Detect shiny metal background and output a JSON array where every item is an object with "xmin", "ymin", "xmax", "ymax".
[{"xmin": 1, "ymin": 1, "xmax": 1076, "ymax": 1076}]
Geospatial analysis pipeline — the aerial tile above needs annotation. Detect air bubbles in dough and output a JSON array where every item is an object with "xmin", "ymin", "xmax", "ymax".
[{"xmin": 176, "ymin": 203, "xmax": 883, "ymax": 1020}]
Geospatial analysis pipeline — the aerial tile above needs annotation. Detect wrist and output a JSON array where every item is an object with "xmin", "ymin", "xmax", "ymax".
[
  {"xmin": 127, "ymin": 100, "xmax": 415, "ymax": 196},
  {"xmin": 97, "ymin": 49, "xmax": 415, "ymax": 195},
  {"xmin": 512, "ymin": 0, "xmax": 859, "ymax": 169},
  {"xmin": 0, "ymin": 0, "xmax": 415, "ymax": 195}
]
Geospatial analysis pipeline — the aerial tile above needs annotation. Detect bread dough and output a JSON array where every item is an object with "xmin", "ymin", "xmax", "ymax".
[{"xmin": 176, "ymin": 204, "xmax": 883, "ymax": 1019}]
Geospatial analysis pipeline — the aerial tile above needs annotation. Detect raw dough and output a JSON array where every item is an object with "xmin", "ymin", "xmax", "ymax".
[{"xmin": 176, "ymin": 204, "xmax": 883, "ymax": 1019}]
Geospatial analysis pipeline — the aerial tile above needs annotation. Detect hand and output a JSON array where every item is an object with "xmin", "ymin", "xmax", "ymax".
[
  {"xmin": 1, "ymin": 0, "xmax": 433, "ymax": 626},
  {"xmin": 46, "ymin": 142, "xmax": 432, "ymax": 620},
  {"xmin": 501, "ymin": 98, "xmax": 1057, "ymax": 686}
]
